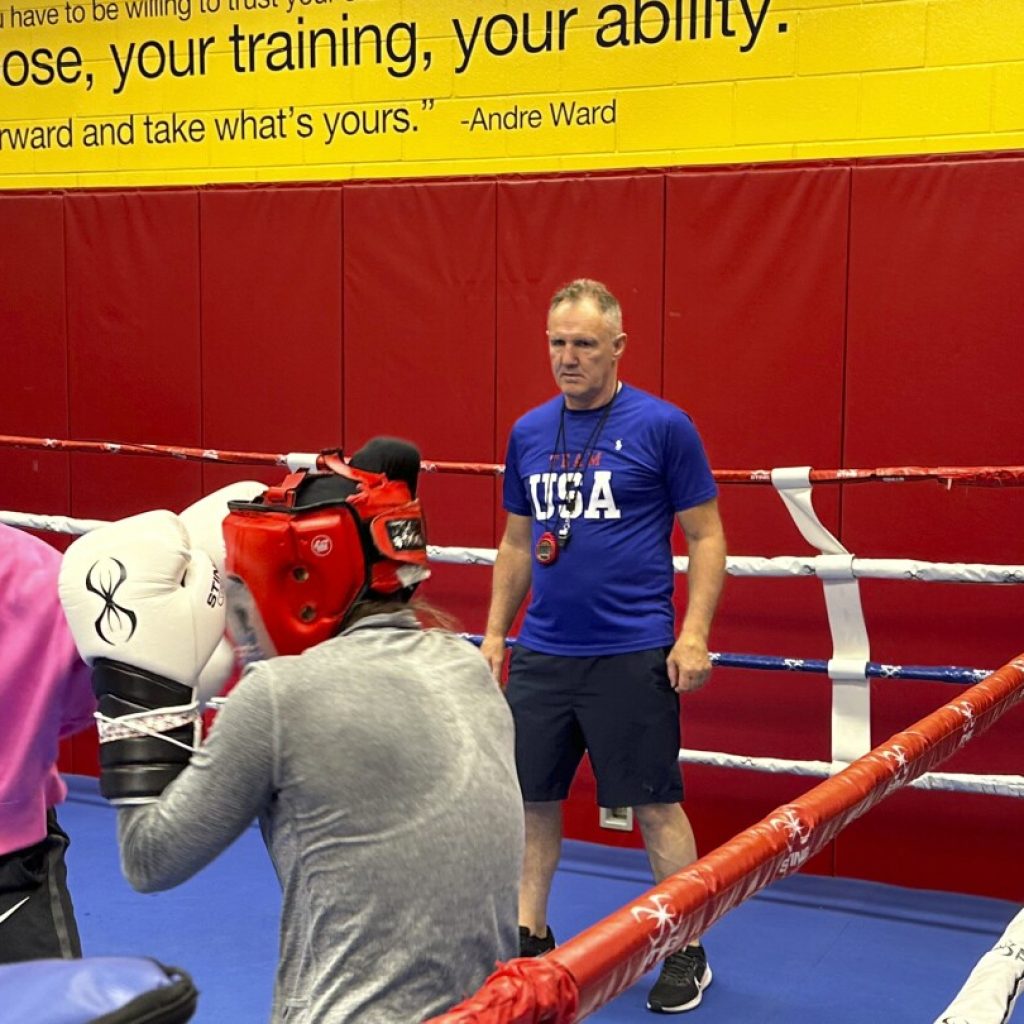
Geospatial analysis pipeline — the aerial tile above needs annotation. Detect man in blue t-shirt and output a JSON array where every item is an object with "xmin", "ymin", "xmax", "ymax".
[{"xmin": 482, "ymin": 278, "xmax": 727, "ymax": 1015}]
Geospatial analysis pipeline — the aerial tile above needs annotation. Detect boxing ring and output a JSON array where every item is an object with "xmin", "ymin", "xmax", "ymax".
[{"xmin": 2, "ymin": 433, "xmax": 1023, "ymax": 1024}]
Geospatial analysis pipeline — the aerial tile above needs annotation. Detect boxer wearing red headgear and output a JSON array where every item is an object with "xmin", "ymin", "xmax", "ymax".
[
  {"xmin": 223, "ymin": 447, "xmax": 430, "ymax": 664},
  {"xmin": 57, "ymin": 435, "xmax": 523, "ymax": 1024}
]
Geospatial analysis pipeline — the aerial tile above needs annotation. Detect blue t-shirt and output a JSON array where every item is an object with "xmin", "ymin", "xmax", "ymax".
[{"xmin": 503, "ymin": 384, "xmax": 718, "ymax": 656}]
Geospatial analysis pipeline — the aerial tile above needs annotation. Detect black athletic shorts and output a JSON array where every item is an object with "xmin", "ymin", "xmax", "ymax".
[
  {"xmin": 0, "ymin": 809, "xmax": 82, "ymax": 963},
  {"xmin": 506, "ymin": 644, "xmax": 684, "ymax": 808}
]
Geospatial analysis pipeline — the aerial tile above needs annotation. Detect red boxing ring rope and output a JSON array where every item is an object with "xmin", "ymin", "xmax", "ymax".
[
  {"xmin": 426, "ymin": 653, "xmax": 1024, "ymax": 1024},
  {"xmin": 2, "ymin": 433, "xmax": 1024, "ymax": 485}
]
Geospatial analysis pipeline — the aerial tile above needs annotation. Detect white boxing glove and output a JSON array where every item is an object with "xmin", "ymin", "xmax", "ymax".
[
  {"xmin": 196, "ymin": 636, "xmax": 237, "ymax": 707},
  {"xmin": 58, "ymin": 509, "xmax": 225, "ymax": 804},
  {"xmin": 180, "ymin": 481, "xmax": 264, "ymax": 705},
  {"xmin": 179, "ymin": 480, "xmax": 264, "ymax": 570}
]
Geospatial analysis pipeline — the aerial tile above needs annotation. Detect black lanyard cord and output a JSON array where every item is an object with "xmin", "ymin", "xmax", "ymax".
[{"xmin": 549, "ymin": 384, "xmax": 620, "ymax": 529}]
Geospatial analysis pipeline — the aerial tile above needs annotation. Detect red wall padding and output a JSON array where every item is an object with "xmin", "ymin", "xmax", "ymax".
[
  {"xmin": 65, "ymin": 191, "xmax": 205, "ymax": 519},
  {"xmin": 0, "ymin": 196, "xmax": 77, "ymax": 768},
  {"xmin": 837, "ymin": 157, "xmax": 1024, "ymax": 894},
  {"xmin": 495, "ymin": 175, "xmax": 667, "ymax": 445},
  {"xmin": 343, "ymin": 182, "xmax": 498, "ymax": 629},
  {"xmin": 64, "ymin": 192, "xmax": 205, "ymax": 773},
  {"xmin": 2, "ymin": 151, "xmax": 1023, "ymax": 900},
  {"xmin": 0, "ymin": 197, "xmax": 71, "ymax": 526},
  {"xmin": 199, "ymin": 188, "xmax": 344, "ymax": 496},
  {"xmin": 660, "ymin": 167, "xmax": 853, "ymax": 872}
]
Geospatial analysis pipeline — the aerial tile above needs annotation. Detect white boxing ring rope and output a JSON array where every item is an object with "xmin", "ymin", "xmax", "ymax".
[
  {"xmin": 423, "ymin": 545, "xmax": 1024, "ymax": 586},
  {"xmin": 3, "ymin": 506, "xmax": 1023, "ymax": 802},
  {"xmin": 7, "ymin": 512, "xmax": 1024, "ymax": 585}
]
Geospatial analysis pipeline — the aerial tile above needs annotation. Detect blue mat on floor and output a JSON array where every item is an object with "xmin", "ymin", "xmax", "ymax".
[
  {"xmin": 59, "ymin": 775, "xmax": 1019, "ymax": 1023},
  {"xmin": 61, "ymin": 775, "xmax": 279, "ymax": 1023}
]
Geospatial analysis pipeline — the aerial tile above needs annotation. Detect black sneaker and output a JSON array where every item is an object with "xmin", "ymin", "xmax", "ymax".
[
  {"xmin": 518, "ymin": 925, "xmax": 556, "ymax": 957},
  {"xmin": 646, "ymin": 944, "xmax": 712, "ymax": 1013}
]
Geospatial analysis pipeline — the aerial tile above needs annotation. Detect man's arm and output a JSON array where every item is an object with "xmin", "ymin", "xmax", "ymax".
[
  {"xmin": 117, "ymin": 665, "xmax": 276, "ymax": 892},
  {"xmin": 669, "ymin": 497, "xmax": 727, "ymax": 693},
  {"xmin": 480, "ymin": 513, "xmax": 534, "ymax": 681}
]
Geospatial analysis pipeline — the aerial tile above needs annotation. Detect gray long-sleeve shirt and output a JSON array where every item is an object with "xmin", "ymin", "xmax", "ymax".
[{"xmin": 117, "ymin": 612, "xmax": 524, "ymax": 1023}]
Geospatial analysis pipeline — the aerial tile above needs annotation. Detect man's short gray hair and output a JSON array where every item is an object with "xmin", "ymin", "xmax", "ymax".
[{"xmin": 549, "ymin": 279, "xmax": 623, "ymax": 334}]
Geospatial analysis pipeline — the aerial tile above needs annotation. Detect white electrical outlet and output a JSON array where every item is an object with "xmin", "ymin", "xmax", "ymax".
[{"xmin": 599, "ymin": 806, "xmax": 634, "ymax": 832}]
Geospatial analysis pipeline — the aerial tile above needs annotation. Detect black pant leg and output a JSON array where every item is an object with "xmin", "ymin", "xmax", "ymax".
[{"xmin": 0, "ymin": 810, "xmax": 82, "ymax": 963}]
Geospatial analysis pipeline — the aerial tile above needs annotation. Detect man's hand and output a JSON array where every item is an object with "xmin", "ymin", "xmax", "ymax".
[
  {"xmin": 480, "ymin": 634, "xmax": 507, "ymax": 684},
  {"xmin": 667, "ymin": 633, "xmax": 712, "ymax": 693}
]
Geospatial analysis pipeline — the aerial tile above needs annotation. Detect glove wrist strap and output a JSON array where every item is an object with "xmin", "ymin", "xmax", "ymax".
[{"xmin": 90, "ymin": 659, "xmax": 199, "ymax": 804}]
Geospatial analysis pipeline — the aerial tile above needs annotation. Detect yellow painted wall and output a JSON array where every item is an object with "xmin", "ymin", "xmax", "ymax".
[{"xmin": 1, "ymin": 0, "xmax": 1022, "ymax": 188}]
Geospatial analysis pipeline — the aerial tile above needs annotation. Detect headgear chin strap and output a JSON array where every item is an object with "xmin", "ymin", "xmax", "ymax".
[{"xmin": 223, "ymin": 448, "xmax": 430, "ymax": 663}]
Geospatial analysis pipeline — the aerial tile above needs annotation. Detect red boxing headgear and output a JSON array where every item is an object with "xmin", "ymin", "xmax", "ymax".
[{"xmin": 222, "ymin": 444, "xmax": 429, "ymax": 662}]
